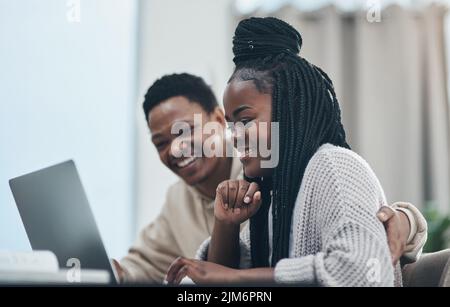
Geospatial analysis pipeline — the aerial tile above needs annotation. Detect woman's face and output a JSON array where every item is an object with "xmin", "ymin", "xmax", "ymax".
[{"xmin": 223, "ymin": 79, "xmax": 273, "ymax": 178}]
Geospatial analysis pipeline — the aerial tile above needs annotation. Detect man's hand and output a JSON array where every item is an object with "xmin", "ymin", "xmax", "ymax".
[
  {"xmin": 214, "ymin": 179, "xmax": 262, "ymax": 225},
  {"xmin": 377, "ymin": 206, "xmax": 410, "ymax": 265},
  {"xmin": 111, "ymin": 259, "xmax": 125, "ymax": 283}
]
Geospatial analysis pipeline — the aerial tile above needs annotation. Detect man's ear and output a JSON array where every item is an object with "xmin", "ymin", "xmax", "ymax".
[{"xmin": 211, "ymin": 106, "xmax": 226, "ymax": 127}]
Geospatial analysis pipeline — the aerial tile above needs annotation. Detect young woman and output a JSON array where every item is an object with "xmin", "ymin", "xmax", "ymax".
[{"xmin": 166, "ymin": 17, "xmax": 402, "ymax": 286}]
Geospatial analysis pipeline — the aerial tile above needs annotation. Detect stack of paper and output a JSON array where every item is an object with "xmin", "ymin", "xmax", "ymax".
[{"xmin": 0, "ymin": 251, "xmax": 110, "ymax": 285}]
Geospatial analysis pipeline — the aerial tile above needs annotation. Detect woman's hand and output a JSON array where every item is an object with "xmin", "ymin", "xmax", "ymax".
[
  {"xmin": 206, "ymin": 179, "xmax": 260, "ymax": 267},
  {"xmin": 214, "ymin": 179, "xmax": 262, "ymax": 225},
  {"xmin": 166, "ymin": 257, "xmax": 239, "ymax": 285}
]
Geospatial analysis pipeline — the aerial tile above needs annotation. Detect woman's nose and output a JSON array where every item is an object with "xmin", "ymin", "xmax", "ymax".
[{"xmin": 232, "ymin": 127, "xmax": 246, "ymax": 149}]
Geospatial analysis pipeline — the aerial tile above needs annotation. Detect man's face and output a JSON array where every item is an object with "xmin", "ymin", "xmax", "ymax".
[{"xmin": 148, "ymin": 96, "xmax": 225, "ymax": 186}]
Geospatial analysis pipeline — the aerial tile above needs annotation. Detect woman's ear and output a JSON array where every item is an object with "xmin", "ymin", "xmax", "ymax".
[{"xmin": 211, "ymin": 106, "xmax": 226, "ymax": 127}]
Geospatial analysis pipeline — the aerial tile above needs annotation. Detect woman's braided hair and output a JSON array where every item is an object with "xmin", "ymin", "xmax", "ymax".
[{"xmin": 231, "ymin": 17, "xmax": 350, "ymax": 267}]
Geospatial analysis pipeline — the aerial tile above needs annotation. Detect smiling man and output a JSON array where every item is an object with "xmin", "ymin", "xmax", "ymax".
[{"xmin": 115, "ymin": 73, "xmax": 427, "ymax": 283}]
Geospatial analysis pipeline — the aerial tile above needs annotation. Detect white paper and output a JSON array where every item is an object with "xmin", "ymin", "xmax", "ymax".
[{"xmin": 0, "ymin": 250, "xmax": 59, "ymax": 273}]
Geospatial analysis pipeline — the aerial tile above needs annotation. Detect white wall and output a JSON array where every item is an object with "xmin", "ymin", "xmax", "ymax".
[
  {"xmin": 135, "ymin": 0, "xmax": 235, "ymax": 231},
  {"xmin": 0, "ymin": 0, "xmax": 138, "ymax": 259}
]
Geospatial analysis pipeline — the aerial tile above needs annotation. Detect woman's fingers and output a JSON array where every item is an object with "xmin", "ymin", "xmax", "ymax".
[
  {"xmin": 245, "ymin": 182, "xmax": 259, "ymax": 204},
  {"xmin": 166, "ymin": 257, "xmax": 201, "ymax": 285},
  {"xmin": 216, "ymin": 182, "xmax": 229, "ymax": 210},
  {"xmin": 235, "ymin": 180, "xmax": 250, "ymax": 211},
  {"xmin": 252, "ymin": 191, "xmax": 262, "ymax": 205},
  {"xmin": 173, "ymin": 259, "xmax": 203, "ymax": 285},
  {"xmin": 215, "ymin": 180, "xmax": 261, "ymax": 221},
  {"xmin": 166, "ymin": 257, "xmax": 186, "ymax": 284},
  {"xmin": 248, "ymin": 191, "xmax": 262, "ymax": 216},
  {"xmin": 227, "ymin": 181, "xmax": 239, "ymax": 210},
  {"xmin": 174, "ymin": 265, "xmax": 188, "ymax": 285},
  {"xmin": 242, "ymin": 183, "xmax": 261, "ymax": 218},
  {"xmin": 175, "ymin": 263, "xmax": 204, "ymax": 285}
]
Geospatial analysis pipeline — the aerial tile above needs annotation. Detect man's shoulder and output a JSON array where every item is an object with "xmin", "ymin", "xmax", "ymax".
[
  {"xmin": 166, "ymin": 179, "xmax": 188, "ymax": 194},
  {"xmin": 163, "ymin": 180, "xmax": 199, "ymax": 212}
]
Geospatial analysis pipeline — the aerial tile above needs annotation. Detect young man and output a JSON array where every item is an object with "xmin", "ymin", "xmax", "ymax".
[{"xmin": 115, "ymin": 73, "xmax": 427, "ymax": 283}]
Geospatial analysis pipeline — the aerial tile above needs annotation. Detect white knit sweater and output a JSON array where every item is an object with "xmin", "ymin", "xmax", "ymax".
[{"xmin": 196, "ymin": 144, "xmax": 401, "ymax": 286}]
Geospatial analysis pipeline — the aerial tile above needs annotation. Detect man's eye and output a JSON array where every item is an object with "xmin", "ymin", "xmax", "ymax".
[
  {"xmin": 174, "ymin": 125, "xmax": 195, "ymax": 137},
  {"xmin": 156, "ymin": 142, "xmax": 168, "ymax": 150}
]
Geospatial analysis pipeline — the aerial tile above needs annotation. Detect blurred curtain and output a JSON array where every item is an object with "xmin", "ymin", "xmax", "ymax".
[{"xmin": 239, "ymin": 4, "xmax": 450, "ymax": 212}]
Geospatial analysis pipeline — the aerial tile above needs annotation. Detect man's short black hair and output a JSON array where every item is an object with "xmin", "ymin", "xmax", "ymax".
[{"xmin": 142, "ymin": 73, "xmax": 218, "ymax": 121}]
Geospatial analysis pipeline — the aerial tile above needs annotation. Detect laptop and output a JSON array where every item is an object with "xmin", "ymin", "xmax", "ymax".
[{"xmin": 9, "ymin": 160, "xmax": 118, "ymax": 284}]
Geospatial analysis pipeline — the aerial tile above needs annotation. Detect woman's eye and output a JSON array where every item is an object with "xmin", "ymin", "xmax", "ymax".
[{"xmin": 241, "ymin": 118, "xmax": 254, "ymax": 126}]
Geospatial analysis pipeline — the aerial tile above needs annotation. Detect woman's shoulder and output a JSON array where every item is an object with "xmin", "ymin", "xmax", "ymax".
[
  {"xmin": 311, "ymin": 143, "xmax": 364, "ymax": 163},
  {"xmin": 308, "ymin": 143, "xmax": 376, "ymax": 177},
  {"xmin": 305, "ymin": 143, "xmax": 384, "ymax": 198},
  {"xmin": 299, "ymin": 144, "xmax": 387, "ymax": 221}
]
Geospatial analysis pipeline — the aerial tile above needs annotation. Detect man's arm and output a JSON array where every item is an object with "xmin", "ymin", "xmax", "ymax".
[
  {"xmin": 392, "ymin": 202, "xmax": 428, "ymax": 261},
  {"xmin": 118, "ymin": 206, "xmax": 182, "ymax": 283}
]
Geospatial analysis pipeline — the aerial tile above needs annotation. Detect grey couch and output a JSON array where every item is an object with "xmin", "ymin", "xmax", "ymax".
[{"xmin": 402, "ymin": 249, "xmax": 450, "ymax": 287}]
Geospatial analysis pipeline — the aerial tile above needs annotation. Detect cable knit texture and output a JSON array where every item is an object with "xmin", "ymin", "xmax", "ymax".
[{"xmin": 196, "ymin": 144, "xmax": 401, "ymax": 286}]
